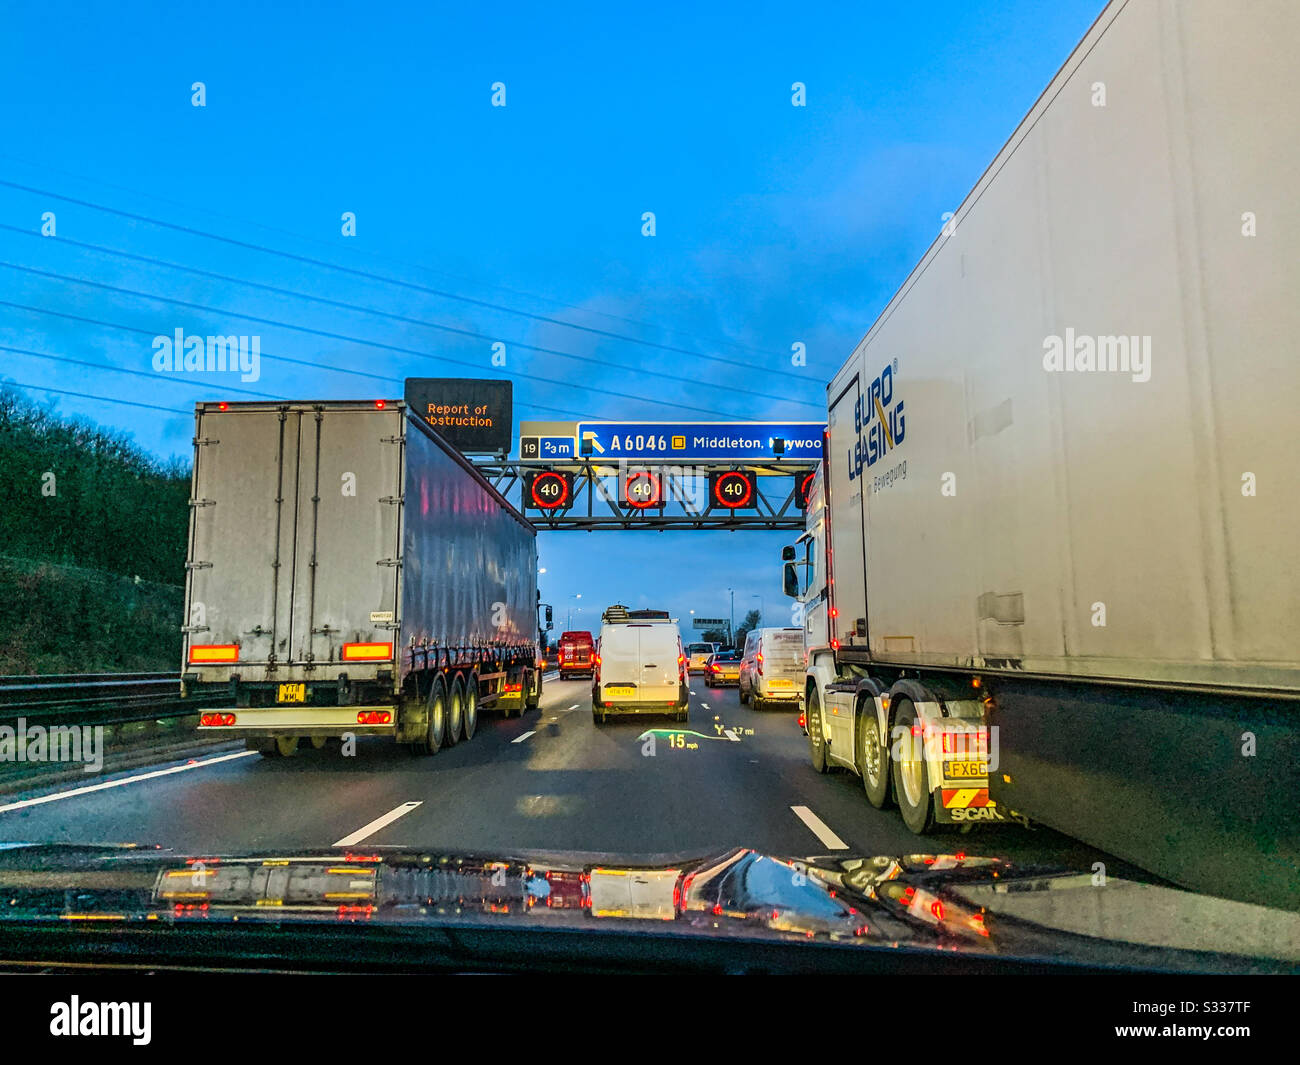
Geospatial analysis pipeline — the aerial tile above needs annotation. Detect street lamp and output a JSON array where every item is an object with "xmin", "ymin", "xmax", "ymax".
[{"xmin": 566, "ymin": 593, "xmax": 582, "ymax": 631}]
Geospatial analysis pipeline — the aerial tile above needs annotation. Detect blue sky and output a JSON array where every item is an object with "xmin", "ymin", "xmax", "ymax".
[{"xmin": 0, "ymin": 0, "xmax": 1104, "ymax": 629}]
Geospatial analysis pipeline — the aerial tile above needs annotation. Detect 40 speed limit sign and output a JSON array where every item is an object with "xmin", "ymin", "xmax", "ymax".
[
  {"xmin": 709, "ymin": 470, "xmax": 756, "ymax": 509},
  {"xmin": 524, "ymin": 470, "xmax": 573, "ymax": 511}
]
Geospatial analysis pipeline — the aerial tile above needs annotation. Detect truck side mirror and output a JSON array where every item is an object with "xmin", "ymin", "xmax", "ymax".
[
  {"xmin": 782, "ymin": 561, "xmax": 800, "ymax": 598},
  {"xmin": 781, "ymin": 545, "xmax": 795, "ymax": 561}
]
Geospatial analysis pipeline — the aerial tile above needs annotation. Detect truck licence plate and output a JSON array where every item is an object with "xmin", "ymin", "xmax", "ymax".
[
  {"xmin": 605, "ymin": 686, "xmax": 636, "ymax": 698},
  {"xmin": 277, "ymin": 683, "xmax": 306, "ymax": 703},
  {"xmin": 945, "ymin": 760, "xmax": 988, "ymax": 778}
]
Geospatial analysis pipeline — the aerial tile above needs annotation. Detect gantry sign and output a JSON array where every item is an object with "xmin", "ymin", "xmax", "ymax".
[{"xmin": 472, "ymin": 420, "xmax": 823, "ymax": 531}]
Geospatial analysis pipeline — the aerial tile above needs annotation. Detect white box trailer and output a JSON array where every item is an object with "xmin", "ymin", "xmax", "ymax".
[
  {"xmin": 785, "ymin": 0, "xmax": 1299, "ymax": 909},
  {"xmin": 183, "ymin": 400, "xmax": 544, "ymax": 756}
]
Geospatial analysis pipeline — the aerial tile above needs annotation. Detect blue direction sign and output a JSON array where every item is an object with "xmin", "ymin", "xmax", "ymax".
[{"xmin": 576, "ymin": 422, "xmax": 825, "ymax": 462}]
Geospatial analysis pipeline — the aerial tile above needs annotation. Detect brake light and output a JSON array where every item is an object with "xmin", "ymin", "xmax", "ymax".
[
  {"xmin": 941, "ymin": 730, "xmax": 989, "ymax": 754},
  {"xmin": 341, "ymin": 642, "xmax": 393, "ymax": 662},
  {"xmin": 356, "ymin": 710, "xmax": 392, "ymax": 724},
  {"xmin": 757, "ymin": 652, "xmax": 764, "ymax": 676},
  {"xmin": 217, "ymin": 402, "xmax": 229, "ymax": 411},
  {"xmin": 189, "ymin": 644, "xmax": 239, "ymax": 664},
  {"xmin": 505, "ymin": 683, "xmax": 523, "ymax": 692},
  {"xmin": 374, "ymin": 399, "xmax": 387, "ymax": 409},
  {"xmin": 678, "ymin": 655, "xmax": 685, "ymax": 668},
  {"xmin": 798, "ymin": 711, "xmax": 806, "ymax": 729},
  {"xmin": 199, "ymin": 713, "xmax": 236, "ymax": 726}
]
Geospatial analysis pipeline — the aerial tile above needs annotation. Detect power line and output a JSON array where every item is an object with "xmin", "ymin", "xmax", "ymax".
[
  {"xmin": 0, "ymin": 301, "xmax": 618, "ymax": 423},
  {"xmin": 0, "ymin": 223, "xmax": 812, "ymax": 409},
  {"xmin": 0, "ymin": 175, "xmax": 809, "ymax": 376},
  {"xmin": 0, "ymin": 261, "xmax": 819, "ymax": 418},
  {"xmin": 0, "ymin": 304, "xmax": 585, "ymax": 421},
  {"xmin": 0, "ymin": 378, "xmax": 190, "ymax": 415},
  {"xmin": 0, "ymin": 154, "xmax": 788, "ymax": 361},
  {"xmin": 0, "ymin": 343, "xmax": 282, "ymax": 400}
]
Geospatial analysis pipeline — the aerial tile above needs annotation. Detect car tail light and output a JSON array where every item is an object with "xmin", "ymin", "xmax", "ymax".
[
  {"xmin": 188, "ymin": 644, "xmax": 239, "ymax": 664},
  {"xmin": 757, "ymin": 652, "xmax": 764, "ymax": 676},
  {"xmin": 341, "ymin": 642, "xmax": 393, "ymax": 662},
  {"xmin": 199, "ymin": 713, "xmax": 236, "ymax": 726},
  {"xmin": 798, "ymin": 711, "xmax": 806, "ymax": 729},
  {"xmin": 356, "ymin": 710, "xmax": 392, "ymax": 724}
]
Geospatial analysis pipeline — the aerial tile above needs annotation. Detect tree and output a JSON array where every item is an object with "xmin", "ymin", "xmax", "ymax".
[
  {"xmin": 701, "ymin": 628, "xmax": 727, "ymax": 645},
  {"xmin": 732, "ymin": 609, "xmax": 762, "ymax": 651}
]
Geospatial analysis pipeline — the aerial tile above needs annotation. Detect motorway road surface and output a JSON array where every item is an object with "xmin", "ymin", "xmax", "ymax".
[{"xmin": 0, "ymin": 677, "xmax": 1154, "ymax": 880}]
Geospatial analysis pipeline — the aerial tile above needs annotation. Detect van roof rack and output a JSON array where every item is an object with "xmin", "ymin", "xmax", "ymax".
[{"xmin": 602, "ymin": 605, "xmax": 672, "ymax": 623}]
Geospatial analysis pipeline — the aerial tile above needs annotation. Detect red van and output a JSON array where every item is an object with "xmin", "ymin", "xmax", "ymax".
[{"xmin": 557, "ymin": 631, "xmax": 596, "ymax": 679}]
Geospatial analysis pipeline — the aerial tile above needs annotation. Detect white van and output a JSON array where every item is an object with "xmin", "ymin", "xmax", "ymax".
[
  {"xmin": 592, "ymin": 606, "xmax": 689, "ymax": 724},
  {"xmin": 738, "ymin": 628, "xmax": 805, "ymax": 710}
]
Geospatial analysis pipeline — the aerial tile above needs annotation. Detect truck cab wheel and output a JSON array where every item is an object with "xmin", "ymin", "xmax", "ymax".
[
  {"xmin": 857, "ymin": 701, "xmax": 892, "ymax": 809},
  {"xmin": 891, "ymin": 698, "xmax": 935, "ymax": 833},
  {"xmin": 807, "ymin": 687, "xmax": 829, "ymax": 773}
]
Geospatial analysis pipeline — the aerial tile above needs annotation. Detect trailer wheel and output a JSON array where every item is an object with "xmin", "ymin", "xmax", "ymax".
[
  {"xmin": 420, "ymin": 675, "xmax": 447, "ymax": 755},
  {"xmin": 525, "ymin": 668, "xmax": 541, "ymax": 710},
  {"xmin": 459, "ymin": 675, "xmax": 478, "ymax": 741},
  {"xmin": 807, "ymin": 686, "xmax": 829, "ymax": 773},
  {"xmin": 891, "ymin": 698, "xmax": 935, "ymax": 834},
  {"xmin": 445, "ymin": 675, "xmax": 464, "ymax": 746},
  {"xmin": 857, "ymin": 699, "xmax": 892, "ymax": 809}
]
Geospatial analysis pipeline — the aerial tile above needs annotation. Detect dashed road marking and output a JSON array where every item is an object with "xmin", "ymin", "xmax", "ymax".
[
  {"xmin": 790, "ymin": 805, "xmax": 849, "ymax": 849},
  {"xmin": 0, "ymin": 749, "xmax": 258, "ymax": 815},
  {"xmin": 566, "ymin": 704, "xmax": 579, "ymax": 711},
  {"xmin": 333, "ymin": 801, "xmax": 423, "ymax": 847},
  {"xmin": 512, "ymin": 731, "xmax": 536, "ymax": 744}
]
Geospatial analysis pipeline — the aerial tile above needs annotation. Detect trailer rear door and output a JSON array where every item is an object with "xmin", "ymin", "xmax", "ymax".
[
  {"xmin": 186, "ymin": 404, "xmax": 401, "ymax": 672},
  {"xmin": 286, "ymin": 406, "xmax": 402, "ymax": 666}
]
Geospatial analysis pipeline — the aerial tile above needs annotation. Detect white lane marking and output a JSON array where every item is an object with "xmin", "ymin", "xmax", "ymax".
[
  {"xmin": 689, "ymin": 690, "xmax": 696, "ymax": 695},
  {"xmin": 567, "ymin": 704, "xmax": 579, "ymax": 711},
  {"xmin": 548, "ymin": 717, "xmax": 558, "ymax": 723},
  {"xmin": 334, "ymin": 801, "xmax": 423, "ymax": 847},
  {"xmin": 0, "ymin": 750, "xmax": 258, "ymax": 815},
  {"xmin": 723, "ymin": 729, "xmax": 740, "ymax": 742},
  {"xmin": 702, "ymin": 703, "xmax": 710, "ymax": 710},
  {"xmin": 790, "ymin": 806, "xmax": 848, "ymax": 850},
  {"xmin": 512, "ymin": 730, "xmax": 536, "ymax": 744}
]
